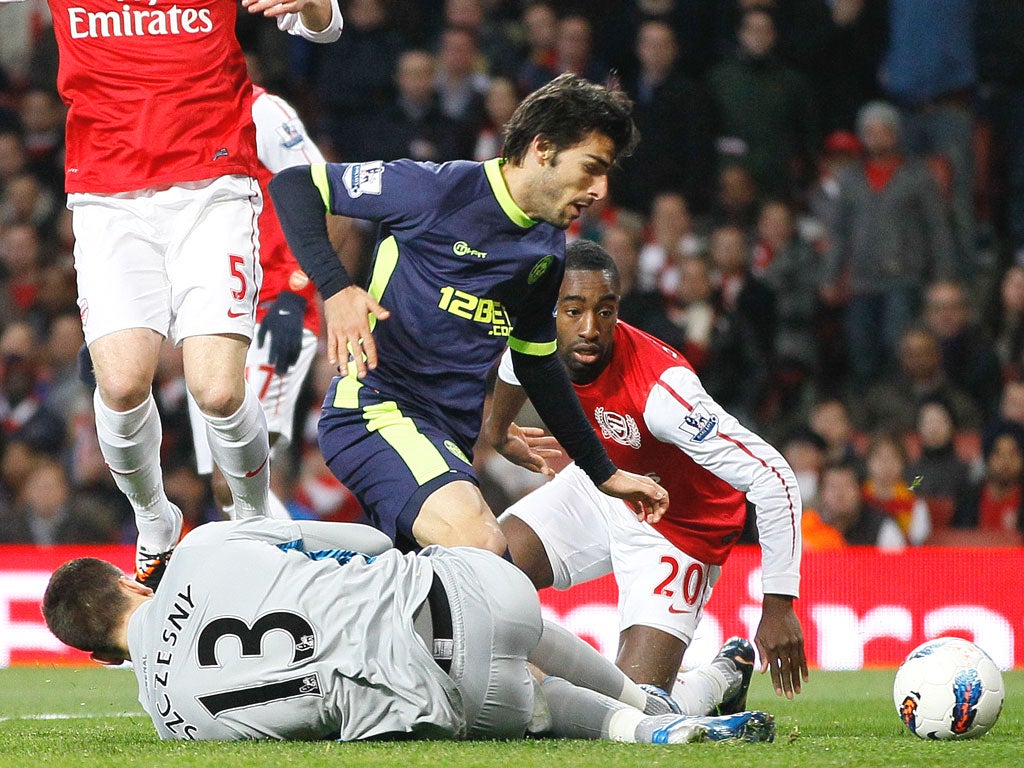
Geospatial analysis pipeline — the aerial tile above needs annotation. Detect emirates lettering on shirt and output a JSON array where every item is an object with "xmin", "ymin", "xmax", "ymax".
[{"xmin": 68, "ymin": 1, "xmax": 214, "ymax": 39}]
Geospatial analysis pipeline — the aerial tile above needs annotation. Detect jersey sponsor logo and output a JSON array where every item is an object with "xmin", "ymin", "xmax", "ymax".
[
  {"xmin": 594, "ymin": 406, "xmax": 641, "ymax": 449},
  {"xmin": 437, "ymin": 285, "xmax": 512, "ymax": 337},
  {"xmin": 343, "ymin": 160, "xmax": 384, "ymax": 198},
  {"xmin": 452, "ymin": 240, "xmax": 487, "ymax": 259},
  {"xmin": 527, "ymin": 254, "xmax": 555, "ymax": 285},
  {"xmin": 275, "ymin": 120, "xmax": 305, "ymax": 149},
  {"xmin": 68, "ymin": 3, "xmax": 215, "ymax": 40},
  {"xmin": 679, "ymin": 403, "xmax": 718, "ymax": 442}
]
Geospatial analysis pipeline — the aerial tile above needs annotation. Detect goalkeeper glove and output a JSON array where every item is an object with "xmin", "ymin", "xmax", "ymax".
[{"xmin": 257, "ymin": 290, "xmax": 307, "ymax": 375}]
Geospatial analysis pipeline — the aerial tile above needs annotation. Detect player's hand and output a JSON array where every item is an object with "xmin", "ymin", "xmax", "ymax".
[
  {"xmin": 242, "ymin": 0, "xmax": 311, "ymax": 18},
  {"xmin": 322, "ymin": 286, "xmax": 390, "ymax": 379},
  {"xmin": 597, "ymin": 470, "xmax": 669, "ymax": 523},
  {"xmin": 755, "ymin": 593, "xmax": 808, "ymax": 699},
  {"xmin": 493, "ymin": 423, "xmax": 561, "ymax": 477},
  {"xmin": 256, "ymin": 291, "xmax": 307, "ymax": 375}
]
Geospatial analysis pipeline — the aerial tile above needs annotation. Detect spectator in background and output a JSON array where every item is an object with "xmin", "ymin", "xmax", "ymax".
[
  {"xmin": 439, "ymin": 0, "xmax": 519, "ymax": 78},
  {"xmin": 879, "ymin": 0, "xmax": 977, "ymax": 273},
  {"xmin": 636, "ymin": 191, "xmax": 705, "ymax": 297},
  {"xmin": 989, "ymin": 264, "xmax": 1024, "ymax": 380},
  {"xmin": 922, "ymin": 280, "xmax": 1001, "ymax": 421},
  {"xmin": 0, "ymin": 458, "xmax": 118, "ymax": 544},
  {"xmin": 861, "ymin": 326, "xmax": 980, "ymax": 435},
  {"xmin": 812, "ymin": 461, "xmax": 906, "ymax": 549},
  {"xmin": 952, "ymin": 422, "xmax": 1024, "ymax": 543},
  {"xmin": 19, "ymin": 88, "xmax": 64, "ymax": 193},
  {"xmin": 709, "ymin": 161, "xmax": 760, "ymax": 232},
  {"xmin": 0, "ymin": 128, "xmax": 27, "ymax": 195},
  {"xmin": 780, "ymin": 426, "xmax": 827, "ymax": 508},
  {"xmin": 41, "ymin": 311, "xmax": 85, "ymax": 423},
  {"xmin": 975, "ymin": 0, "xmax": 1024, "ymax": 255},
  {"xmin": 907, "ymin": 397, "xmax": 974, "ymax": 533},
  {"xmin": 435, "ymin": 26, "xmax": 489, "ymax": 128},
  {"xmin": 473, "ymin": 75, "xmax": 519, "ymax": 161},
  {"xmin": 516, "ymin": 1, "xmax": 559, "ymax": 93},
  {"xmin": 808, "ymin": 397, "xmax": 859, "ymax": 466},
  {"xmin": 860, "ymin": 432, "xmax": 931, "ymax": 545},
  {"xmin": 709, "ymin": 224, "xmax": 775, "ymax": 360},
  {"xmin": 304, "ymin": 0, "xmax": 407, "ymax": 160},
  {"xmin": 553, "ymin": 15, "xmax": 607, "ymax": 85},
  {"xmin": 753, "ymin": 198, "xmax": 821, "ymax": 417},
  {"xmin": 370, "ymin": 49, "xmax": 469, "ymax": 162},
  {"xmin": 0, "ymin": 321, "xmax": 66, "ymax": 460},
  {"xmin": 0, "ymin": 171, "xmax": 56, "ymax": 230},
  {"xmin": 0, "ymin": 223, "xmax": 42, "ymax": 317},
  {"xmin": 706, "ymin": 5, "xmax": 819, "ymax": 199},
  {"xmin": 615, "ymin": 18, "xmax": 714, "ymax": 214},
  {"xmin": 822, "ymin": 101, "xmax": 956, "ymax": 389},
  {"xmin": 665, "ymin": 256, "xmax": 716, "ymax": 371}
]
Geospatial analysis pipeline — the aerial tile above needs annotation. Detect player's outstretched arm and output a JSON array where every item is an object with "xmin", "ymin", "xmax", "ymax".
[
  {"xmin": 482, "ymin": 377, "xmax": 560, "ymax": 477},
  {"xmin": 596, "ymin": 470, "xmax": 669, "ymax": 524},
  {"xmin": 754, "ymin": 593, "xmax": 808, "ymax": 699}
]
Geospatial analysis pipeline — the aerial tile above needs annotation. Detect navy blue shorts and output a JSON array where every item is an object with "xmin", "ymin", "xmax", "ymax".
[{"xmin": 317, "ymin": 375, "xmax": 479, "ymax": 552}]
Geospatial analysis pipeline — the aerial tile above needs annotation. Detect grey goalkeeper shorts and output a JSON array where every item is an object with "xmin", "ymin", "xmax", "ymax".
[{"xmin": 423, "ymin": 546, "xmax": 544, "ymax": 739}]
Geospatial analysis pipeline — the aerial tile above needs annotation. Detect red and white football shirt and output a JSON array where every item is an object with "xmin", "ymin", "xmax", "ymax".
[
  {"xmin": 251, "ymin": 86, "xmax": 323, "ymax": 335},
  {"xmin": 500, "ymin": 321, "xmax": 801, "ymax": 595}
]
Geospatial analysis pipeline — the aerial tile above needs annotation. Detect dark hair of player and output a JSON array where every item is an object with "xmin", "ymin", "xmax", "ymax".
[
  {"xmin": 502, "ymin": 73, "xmax": 639, "ymax": 164},
  {"xmin": 565, "ymin": 239, "xmax": 621, "ymax": 293},
  {"xmin": 42, "ymin": 558, "xmax": 130, "ymax": 655}
]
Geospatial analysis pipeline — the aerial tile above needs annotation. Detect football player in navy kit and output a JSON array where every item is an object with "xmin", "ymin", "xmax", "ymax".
[{"xmin": 270, "ymin": 74, "xmax": 668, "ymax": 555}]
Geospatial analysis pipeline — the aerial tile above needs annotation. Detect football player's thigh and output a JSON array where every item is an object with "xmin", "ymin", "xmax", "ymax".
[
  {"xmin": 610, "ymin": 518, "xmax": 720, "ymax": 649},
  {"xmin": 167, "ymin": 176, "xmax": 262, "ymax": 344},
  {"xmin": 500, "ymin": 463, "xmax": 614, "ymax": 590},
  {"xmin": 70, "ymin": 193, "xmax": 170, "ymax": 345}
]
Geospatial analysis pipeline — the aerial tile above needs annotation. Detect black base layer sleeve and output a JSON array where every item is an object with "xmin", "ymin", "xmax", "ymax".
[
  {"xmin": 268, "ymin": 166, "xmax": 353, "ymax": 300},
  {"xmin": 511, "ymin": 349, "xmax": 616, "ymax": 486}
]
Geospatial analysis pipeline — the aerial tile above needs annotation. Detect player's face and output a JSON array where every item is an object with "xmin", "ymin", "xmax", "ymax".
[
  {"xmin": 531, "ymin": 133, "xmax": 616, "ymax": 229},
  {"xmin": 556, "ymin": 269, "xmax": 619, "ymax": 384}
]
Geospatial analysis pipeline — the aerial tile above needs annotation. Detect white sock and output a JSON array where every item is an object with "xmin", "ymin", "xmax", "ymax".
[
  {"xmin": 671, "ymin": 664, "xmax": 732, "ymax": 716},
  {"xmin": 202, "ymin": 385, "xmax": 269, "ymax": 518},
  {"xmin": 608, "ymin": 708, "xmax": 647, "ymax": 742},
  {"xmin": 540, "ymin": 676, "xmax": 634, "ymax": 740},
  {"xmin": 93, "ymin": 390, "xmax": 175, "ymax": 551},
  {"xmin": 530, "ymin": 620, "xmax": 640, "ymax": 704},
  {"xmin": 266, "ymin": 489, "xmax": 292, "ymax": 520}
]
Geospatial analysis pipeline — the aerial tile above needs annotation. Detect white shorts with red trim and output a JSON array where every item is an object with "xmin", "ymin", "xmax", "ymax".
[
  {"xmin": 500, "ymin": 462, "xmax": 720, "ymax": 644},
  {"xmin": 70, "ymin": 175, "xmax": 263, "ymax": 346}
]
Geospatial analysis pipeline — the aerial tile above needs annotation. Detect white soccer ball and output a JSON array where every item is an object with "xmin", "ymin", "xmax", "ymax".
[{"xmin": 893, "ymin": 637, "xmax": 1004, "ymax": 740}]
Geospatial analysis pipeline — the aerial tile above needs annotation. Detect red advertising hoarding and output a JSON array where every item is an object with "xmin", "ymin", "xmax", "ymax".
[{"xmin": 2, "ymin": 545, "xmax": 1022, "ymax": 669}]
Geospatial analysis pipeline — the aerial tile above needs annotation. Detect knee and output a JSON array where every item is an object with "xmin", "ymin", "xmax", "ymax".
[
  {"xmin": 96, "ymin": 370, "xmax": 153, "ymax": 411},
  {"xmin": 189, "ymin": 379, "xmax": 245, "ymax": 418},
  {"xmin": 413, "ymin": 512, "xmax": 508, "ymax": 554}
]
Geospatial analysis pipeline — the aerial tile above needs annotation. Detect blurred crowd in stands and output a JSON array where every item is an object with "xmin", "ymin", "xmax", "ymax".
[{"xmin": 2, "ymin": 0, "xmax": 1024, "ymax": 550}]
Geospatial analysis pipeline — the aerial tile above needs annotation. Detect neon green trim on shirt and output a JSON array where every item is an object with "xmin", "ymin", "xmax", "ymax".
[
  {"xmin": 484, "ymin": 158, "xmax": 536, "ymax": 229},
  {"xmin": 361, "ymin": 401, "xmax": 450, "ymax": 485},
  {"xmin": 311, "ymin": 163, "xmax": 331, "ymax": 209},
  {"xmin": 366, "ymin": 235, "xmax": 399, "ymax": 333},
  {"xmin": 508, "ymin": 337, "xmax": 557, "ymax": 356}
]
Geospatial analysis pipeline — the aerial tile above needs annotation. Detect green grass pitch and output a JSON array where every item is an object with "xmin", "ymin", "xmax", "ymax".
[{"xmin": 0, "ymin": 666, "xmax": 1021, "ymax": 768}]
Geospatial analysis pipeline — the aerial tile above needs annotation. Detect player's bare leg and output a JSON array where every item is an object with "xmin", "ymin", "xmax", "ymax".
[
  {"xmin": 183, "ymin": 333, "xmax": 269, "ymax": 518},
  {"xmin": 90, "ymin": 327, "xmax": 181, "ymax": 584},
  {"xmin": 411, "ymin": 481, "xmax": 506, "ymax": 553},
  {"xmin": 500, "ymin": 514, "xmax": 554, "ymax": 588}
]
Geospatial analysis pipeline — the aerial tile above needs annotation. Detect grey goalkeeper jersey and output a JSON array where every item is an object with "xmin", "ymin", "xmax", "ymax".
[{"xmin": 127, "ymin": 518, "xmax": 463, "ymax": 741}]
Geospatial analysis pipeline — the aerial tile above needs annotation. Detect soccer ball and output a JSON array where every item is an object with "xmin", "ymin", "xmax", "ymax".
[{"xmin": 893, "ymin": 637, "xmax": 1004, "ymax": 740}]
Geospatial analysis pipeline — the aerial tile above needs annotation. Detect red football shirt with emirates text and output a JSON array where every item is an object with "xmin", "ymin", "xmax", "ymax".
[{"xmin": 49, "ymin": 0, "xmax": 257, "ymax": 193}]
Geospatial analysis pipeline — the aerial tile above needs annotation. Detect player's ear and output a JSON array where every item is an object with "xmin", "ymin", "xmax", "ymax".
[
  {"xmin": 90, "ymin": 651, "xmax": 126, "ymax": 666},
  {"xmin": 533, "ymin": 135, "xmax": 555, "ymax": 165},
  {"xmin": 119, "ymin": 575, "xmax": 154, "ymax": 598}
]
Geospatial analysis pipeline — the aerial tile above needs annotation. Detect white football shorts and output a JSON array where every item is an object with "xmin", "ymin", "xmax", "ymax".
[
  {"xmin": 189, "ymin": 327, "xmax": 318, "ymax": 474},
  {"xmin": 500, "ymin": 462, "xmax": 720, "ymax": 644},
  {"xmin": 70, "ymin": 175, "xmax": 263, "ymax": 346}
]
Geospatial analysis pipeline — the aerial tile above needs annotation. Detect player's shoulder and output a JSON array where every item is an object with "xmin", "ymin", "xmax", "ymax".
[{"xmin": 616, "ymin": 321, "xmax": 692, "ymax": 371}]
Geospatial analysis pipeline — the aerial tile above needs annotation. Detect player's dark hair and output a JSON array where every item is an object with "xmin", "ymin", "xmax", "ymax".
[
  {"xmin": 42, "ymin": 558, "xmax": 131, "ymax": 656},
  {"xmin": 502, "ymin": 73, "xmax": 638, "ymax": 164},
  {"xmin": 565, "ymin": 239, "xmax": 621, "ymax": 292}
]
